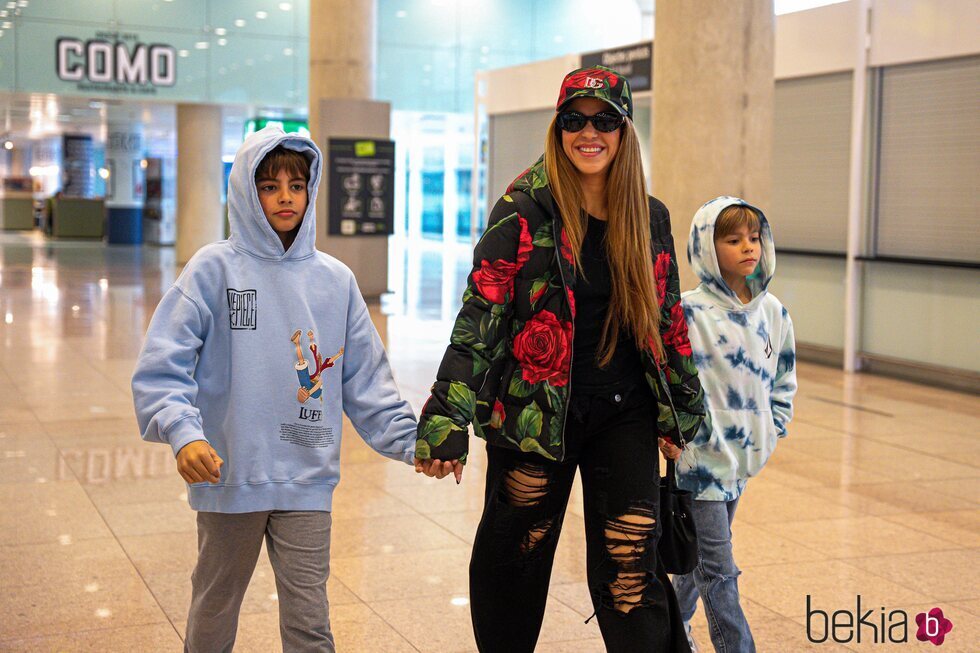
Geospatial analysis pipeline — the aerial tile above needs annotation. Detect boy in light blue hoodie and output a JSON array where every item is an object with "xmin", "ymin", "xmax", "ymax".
[
  {"xmin": 132, "ymin": 126, "xmax": 418, "ymax": 652},
  {"xmin": 660, "ymin": 197, "xmax": 797, "ymax": 653}
]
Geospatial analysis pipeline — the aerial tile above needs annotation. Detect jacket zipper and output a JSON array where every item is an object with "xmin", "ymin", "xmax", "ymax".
[{"xmin": 551, "ymin": 216, "xmax": 572, "ymax": 463}]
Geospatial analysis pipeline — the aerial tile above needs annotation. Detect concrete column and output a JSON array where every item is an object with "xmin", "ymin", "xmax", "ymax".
[
  {"xmin": 176, "ymin": 104, "xmax": 224, "ymax": 264},
  {"xmin": 309, "ymin": 0, "xmax": 374, "ymax": 106},
  {"xmin": 651, "ymin": 1, "xmax": 774, "ymax": 290},
  {"xmin": 105, "ymin": 107, "xmax": 145, "ymax": 244},
  {"xmin": 309, "ymin": 0, "xmax": 389, "ymax": 298}
]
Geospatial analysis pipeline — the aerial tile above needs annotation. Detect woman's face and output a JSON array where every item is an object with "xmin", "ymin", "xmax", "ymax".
[{"xmin": 560, "ymin": 97, "xmax": 622, "ymax": 179}]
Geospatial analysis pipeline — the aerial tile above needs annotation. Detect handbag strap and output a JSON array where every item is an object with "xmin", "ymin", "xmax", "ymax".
[{"xmin": 665, "ymin": 457, "xmax": 677, "ymax": 491}]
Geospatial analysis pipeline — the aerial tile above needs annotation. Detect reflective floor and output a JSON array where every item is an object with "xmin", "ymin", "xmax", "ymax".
[{"xmin": 0, "ymin": 231, "xmax": 977, "ymax": 652}]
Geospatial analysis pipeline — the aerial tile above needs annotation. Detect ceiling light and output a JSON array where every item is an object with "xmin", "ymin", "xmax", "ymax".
[
  {"xmin": 214, "ymin": 27, "xmax": 227, "ymax": 36},
  {"xmin": 234, "ymin": 18, "xmax": 246, "ymax": 27},
  {"xmin": 255, "ymin": 10, "xmax": 268, "ymax": 19},
  {"xmin": 195, "ymin": 41, "xmax": 209, "ymax": 49},
  {"xmin": 279, "ymin": 2, "xmax": 292, "ymax": 10},
  {"xmin": 217, "ymin": 38, "xmax": 227, "ymax": 46}
]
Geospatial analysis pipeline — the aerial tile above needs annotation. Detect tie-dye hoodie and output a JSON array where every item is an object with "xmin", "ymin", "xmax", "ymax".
[{"xmin": 675, "ymin": 197, "xmax": 797, "ymax": 501}]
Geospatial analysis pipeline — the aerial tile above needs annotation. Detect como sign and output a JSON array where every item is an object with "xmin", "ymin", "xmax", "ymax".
[{"xmin": 56, "ymin": 38, "xmax": 176, "ymax": 87}]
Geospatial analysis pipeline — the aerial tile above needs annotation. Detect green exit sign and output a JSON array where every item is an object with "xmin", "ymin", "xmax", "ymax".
[{"xmin": 244, "ymin": 118, "xmax": 310, "ymax": 137}]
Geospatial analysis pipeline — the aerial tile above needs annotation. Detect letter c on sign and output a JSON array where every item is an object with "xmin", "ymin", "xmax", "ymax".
[{"xmin": 57, "ymin": 39, "xmax": 84, "ymax": 81}]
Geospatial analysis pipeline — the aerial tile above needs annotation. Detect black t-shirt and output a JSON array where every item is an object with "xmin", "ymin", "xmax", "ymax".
[{"xmin": 570, "ymin": 216, "xmax": 645, "ymax": 393}]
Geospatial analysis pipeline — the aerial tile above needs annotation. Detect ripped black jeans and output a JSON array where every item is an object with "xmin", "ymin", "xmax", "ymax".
[{"xmin": 469, "ymin": 384, "xmax": 690, "ymax": 653}]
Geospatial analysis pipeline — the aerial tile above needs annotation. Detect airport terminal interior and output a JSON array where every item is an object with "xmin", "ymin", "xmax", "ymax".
[{"xmin": 0, "ymin": 0, "xmax": 977, "ymax": 651}]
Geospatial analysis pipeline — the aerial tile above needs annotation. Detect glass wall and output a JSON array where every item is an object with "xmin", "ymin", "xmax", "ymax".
[{"xmin": 377, "ymin": 0, "xmax": 649, "ymax": 246}]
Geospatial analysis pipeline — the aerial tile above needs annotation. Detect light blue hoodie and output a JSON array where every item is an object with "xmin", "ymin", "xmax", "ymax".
[
  {"xmin": 132, "ymin": 126, "xmax": 417, "ymax": 513},
  {"xmin": 676, "ymin": 196, "xmax": 797, "ymax": 502}
]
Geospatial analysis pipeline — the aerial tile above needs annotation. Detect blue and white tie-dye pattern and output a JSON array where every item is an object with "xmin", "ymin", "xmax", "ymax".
[{"xmin": 676, "ymin": 197, "xmax": 798, "ymax": 501}]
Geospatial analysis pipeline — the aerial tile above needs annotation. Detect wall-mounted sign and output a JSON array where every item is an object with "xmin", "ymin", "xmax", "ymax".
[
  {"xmin": 327, "ymin": 139, "xmax": 395, "ymax": 237},
  {"xmin": 581, "ymin": 41, "xmax": 652, "ymax": 93},
  {"xmin": 56, "ymin": 32, "xmax": 176, "ymax": 95}
]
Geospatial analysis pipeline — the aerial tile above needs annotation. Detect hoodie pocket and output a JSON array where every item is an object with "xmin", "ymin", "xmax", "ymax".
[{"xmin": 694, "ymin": 408, "xmax": 778, "ymax": 481}]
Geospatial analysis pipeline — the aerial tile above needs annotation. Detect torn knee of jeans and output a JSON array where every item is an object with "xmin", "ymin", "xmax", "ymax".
[
  {"xmin": 703, "ymin": 565, "xmax": 742, "ymax": 591},
  {"xmin": 500, "ymin": 463, "xmax": 550, "ymax": 508},
  {"xmin": 596, "ymin": 504, "xmax": 659, "ymax": 615},
  {"xmin": 520, "ymin": 515, "xmax": 556, "ymax": 555}
]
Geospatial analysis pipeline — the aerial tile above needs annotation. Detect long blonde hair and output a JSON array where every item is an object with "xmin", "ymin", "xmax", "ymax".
[{"xmin": 544, "ymin": 116, "xmax": 664, "ymax": 365}]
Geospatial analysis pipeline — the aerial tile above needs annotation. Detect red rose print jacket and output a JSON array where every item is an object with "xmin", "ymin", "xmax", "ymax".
[{"xmin": 415, "ymin": 157, "xmax": 704, "ymax": 464}]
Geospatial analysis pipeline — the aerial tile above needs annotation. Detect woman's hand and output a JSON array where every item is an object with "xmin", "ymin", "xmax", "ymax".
[
  {"xmin": 658, "ymin": 437, "xmax": 683, "ymax": 461},
  {"xmin": 414, "ymin": 457, "xmax": 464, "ymax": 483}
]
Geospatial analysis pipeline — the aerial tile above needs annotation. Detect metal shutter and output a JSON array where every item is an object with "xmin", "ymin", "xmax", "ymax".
[
  {"xmin": 771, "ymin": 72, "xmax": 853, "ymax": 252},
  {"xmin": 875, "ymin": 56, "xmax": 980, "ymax": 262}
]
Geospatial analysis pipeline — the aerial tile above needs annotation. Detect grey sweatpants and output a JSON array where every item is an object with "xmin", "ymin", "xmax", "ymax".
[{"xmin": 185, "ymin": 510, "xmax": 335, "ymax": 653}]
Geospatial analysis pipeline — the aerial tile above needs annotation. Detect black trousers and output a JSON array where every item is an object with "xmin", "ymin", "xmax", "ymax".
[{"xmin": 469, "ymin": 384, "xmax": 690, "ymax": 653}]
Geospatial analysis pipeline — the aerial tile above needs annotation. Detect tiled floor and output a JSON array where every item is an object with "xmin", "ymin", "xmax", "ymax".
[{"xmin": 0, "ymin": 232, "xmax": 977, "ymax": 652}]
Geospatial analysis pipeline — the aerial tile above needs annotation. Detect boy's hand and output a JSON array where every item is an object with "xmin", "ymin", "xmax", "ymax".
[
  {"xmin": 658, "ymin": 437, "xmax": 683, "ymax": 461},
  {"xmin": 414, "ymin": 457, "xmax": 463, "ymax": 484},
  {"xmin": 176, "ymin": 441, "xmax": 223, "ymax": 484}
]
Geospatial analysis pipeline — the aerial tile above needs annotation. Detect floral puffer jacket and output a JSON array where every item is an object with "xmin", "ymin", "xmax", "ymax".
[{"xmin": 415, "ymin": 157, "xmax": 704, "ymax": 464}]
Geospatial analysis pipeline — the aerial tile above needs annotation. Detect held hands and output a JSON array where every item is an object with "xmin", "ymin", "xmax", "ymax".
[
  {"xmin": 658, "ymin": 437, "xmax": 683, "ymax": 461},
  {"xmin": 176, "ymin": 441, "xmax": 224, "ymax": 484},
  {"xmin": 414, "ymin": 457, "xmax": 464, "ymax": 484}
]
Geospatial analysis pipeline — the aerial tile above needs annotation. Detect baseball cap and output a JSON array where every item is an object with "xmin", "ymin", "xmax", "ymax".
[{"xmin": 555, "ymin": 65, "xmax": 633, "ymax": 119}]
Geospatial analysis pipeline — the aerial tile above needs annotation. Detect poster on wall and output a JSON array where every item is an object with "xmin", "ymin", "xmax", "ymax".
[
  {"xmin": 326, "ymin": 139, "xmax": 395, "ymax": 237},
  {"xmin": 61, "ymin": 133, "xmax": 95, "ymax": 197}
]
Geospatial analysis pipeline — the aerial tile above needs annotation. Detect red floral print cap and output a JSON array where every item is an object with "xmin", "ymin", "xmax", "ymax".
[{"xmin": 556, "ymin": 65, "xmax": 633, "ymax": 119}]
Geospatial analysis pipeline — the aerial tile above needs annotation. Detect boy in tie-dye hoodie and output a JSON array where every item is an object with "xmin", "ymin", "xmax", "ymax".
[{"xmin": 661, "ymin": 196, "xmax": 797, "ymax": 653}]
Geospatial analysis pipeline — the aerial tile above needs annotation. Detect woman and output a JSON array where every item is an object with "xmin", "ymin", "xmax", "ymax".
[{"xmin": 416, "ymin": 66, "xmax": 704, "ymax": 652}]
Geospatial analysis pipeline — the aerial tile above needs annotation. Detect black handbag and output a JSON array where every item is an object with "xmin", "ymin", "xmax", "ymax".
[{"xmin": 658, "ymin": 458, "xmax": 699, "ymax": 575}]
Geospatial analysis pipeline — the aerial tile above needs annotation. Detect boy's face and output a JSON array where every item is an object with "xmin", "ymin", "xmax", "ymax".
[
  {"xmin": 256, "ymin": 169, "xmax": 308, "ymax": 243},
  {"xmin": 714, "ymin": 224, "xmax": 761, "ymax": 280}
]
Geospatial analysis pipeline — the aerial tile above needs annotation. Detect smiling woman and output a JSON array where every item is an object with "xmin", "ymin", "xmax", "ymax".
[{"xmin": 414, "ymin": 65, "xmax": 705, "ymax": 652}]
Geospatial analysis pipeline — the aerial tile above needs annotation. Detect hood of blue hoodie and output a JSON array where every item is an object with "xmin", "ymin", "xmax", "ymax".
[
  {"xmin": 227, "ymin": 125, "xmax": 323, "ymax": 261},
  {"xmin": 687, "ymin": 196, "xmax": 775, "ymax": 311}
]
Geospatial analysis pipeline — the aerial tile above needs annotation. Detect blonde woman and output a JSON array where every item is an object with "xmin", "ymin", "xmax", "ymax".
[{"xmin": 416, "ymin": 66, "xmax": 704, "ymax": 652}]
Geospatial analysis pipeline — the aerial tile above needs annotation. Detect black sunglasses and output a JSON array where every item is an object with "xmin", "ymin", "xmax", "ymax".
[{"xmin": 556, "ymin": 110, "xmax": 625, "ymax": 133}]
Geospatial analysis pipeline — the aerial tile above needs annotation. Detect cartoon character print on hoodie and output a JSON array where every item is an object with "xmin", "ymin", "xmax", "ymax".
[
  {"xmin": 676, "ymin": 196, "xmax": 797, "ymax": 502},
  {"xmin": 132, "ymin": 126, "xmax": 417, "ymax": 514}
]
